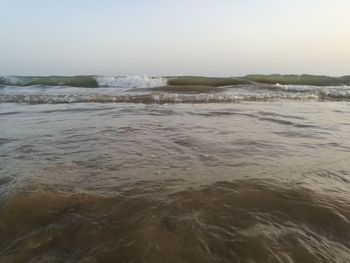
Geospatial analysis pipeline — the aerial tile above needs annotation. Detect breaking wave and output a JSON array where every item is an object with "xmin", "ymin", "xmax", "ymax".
[
  {"xmin": 0, "ymin": 75, "xmax": 167, "ymax": 88},
  {"xmin": 95, "ymin": 75, "xmax": 167, "ymax": 88},
  {"xmin": 2, "ymin": 74, "xmax": 350, "ymax": 88},
  {"xmin": 1, "ymin": 75, "xmax": 350, "ymax": 104}
]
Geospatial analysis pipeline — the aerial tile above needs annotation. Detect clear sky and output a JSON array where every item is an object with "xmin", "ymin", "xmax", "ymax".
[{"xmin": 1, "ymin": 0, "xmax": 349, "ymax": 76}]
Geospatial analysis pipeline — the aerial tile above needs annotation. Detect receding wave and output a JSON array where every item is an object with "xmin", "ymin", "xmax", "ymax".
[{"xmin": 1, "ymin": 180, "xmax": 349, "ymax": 262}]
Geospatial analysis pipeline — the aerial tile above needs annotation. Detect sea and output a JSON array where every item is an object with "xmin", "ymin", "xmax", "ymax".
[{"xmin": 0, "ymin": 75, "xmax": 349, "ymax": 262}]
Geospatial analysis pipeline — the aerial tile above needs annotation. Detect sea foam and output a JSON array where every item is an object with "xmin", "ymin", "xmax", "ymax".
[{"xmin": 94, "ymin": 76, "xmax": 167, "ymax": 88}]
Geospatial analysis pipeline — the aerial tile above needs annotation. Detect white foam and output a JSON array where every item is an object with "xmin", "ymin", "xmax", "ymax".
[
  {"xmin": 94, "ymin": 76, "xmax": 167, "ymax": 88},
  {"xmin": 1, "ymin": 76, "xmax": 23, "ymax": 85},
  {"xmin": 275, "ymin": 84, "xmax": 350, "ymax": 96},
  {"xmin": 275, "ymin": 84, "xmax": 313, "ymax": 92},
  {"xmin": 0, "ymin": 93, "xmax": 322, "ymax": 104}
]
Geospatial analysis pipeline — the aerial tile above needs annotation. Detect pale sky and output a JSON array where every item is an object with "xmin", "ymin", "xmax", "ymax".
[{"xmin": 1, "ymin": 0, "xmax": 349, "ymax": 76}]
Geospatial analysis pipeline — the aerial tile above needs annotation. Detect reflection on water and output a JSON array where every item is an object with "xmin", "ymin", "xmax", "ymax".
[{"xmin": 0, "ymin": 102, "xmax": 350, "ymax": 262}]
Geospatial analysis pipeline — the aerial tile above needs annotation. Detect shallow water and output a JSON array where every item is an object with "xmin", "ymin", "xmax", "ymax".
[{"xmin": 1, "ymin": 102, "xmax": 350, "ymax": 262}]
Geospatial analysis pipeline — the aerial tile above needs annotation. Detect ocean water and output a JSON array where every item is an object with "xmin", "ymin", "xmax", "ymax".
[{"xmin": 0, "ymin": 76, "xmax": 350, "ymax": 262}]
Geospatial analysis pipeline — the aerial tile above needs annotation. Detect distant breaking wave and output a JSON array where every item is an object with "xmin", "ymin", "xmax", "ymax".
[
  {"xmin": 0, "ymin": 75, "xmax": 167, "ymax": 88},
  {"xmin": 1, "ymin": 74, "xmax": 350, "ymax": 88},
  {"xmin": 95, "ymin": 76, "xmax": 167, "ymax": 88},
  {"xmin": 1, "ymin": 74, "xmax": 350, "ymax": 104}
]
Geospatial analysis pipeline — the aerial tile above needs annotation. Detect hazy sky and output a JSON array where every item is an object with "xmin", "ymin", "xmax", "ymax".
[{"xmin": 1, "ymin": 0, "xmax": 349, "ymax": 76}]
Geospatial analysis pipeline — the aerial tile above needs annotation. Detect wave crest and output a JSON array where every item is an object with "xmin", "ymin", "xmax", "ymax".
[
  {"xmin": 0, "ymin": 75, "xmax": 167, "ymax": 88},
  {"xmin": 2, "ymin": 75, "xmax": 350, "ymax": 88},
  {"xmin": 94, "ymin": 76, "xmax": 167, "ymax": 88}
]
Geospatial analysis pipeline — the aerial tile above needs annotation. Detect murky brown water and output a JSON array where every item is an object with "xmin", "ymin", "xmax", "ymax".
[{"xmin": 1, "ymin": 102, "xmax": 350, "ymax": 262}]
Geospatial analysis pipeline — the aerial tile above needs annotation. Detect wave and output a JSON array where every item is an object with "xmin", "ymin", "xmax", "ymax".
[
  {"xmin": 0, "ymin": 75, "xmax": 167, "ymax": 88},
  {"xmin": 244, "ymin": 74, "xmax": 350, "ymax": 86},
  {"xmin": 167, "ymin": 76, "xmax": 250, "ymax": 86},
  {"xmin": 2, "ymin": 76, "xmax": 350, "ymax": 104},
  {"xmin": 0, "ymin": 75, "xmax": 247, "ymax": 88},
  {"xmin": 2, "ymin": 74, "xmax": 350, "ymax": 88},
  {"xmin": 0, "ymin": 76, "xmax": 99, "ymax": 87},
  {"xmin": 95, "ymin": 75, "xmax": 167, "ymax": 88}
]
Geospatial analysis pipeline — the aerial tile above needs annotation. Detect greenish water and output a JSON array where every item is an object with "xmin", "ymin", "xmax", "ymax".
[
  {"xmin": 167, "ymin": 76, "xmax": 250, "ymax": 86},
  {"xmin": 0, "ymin": 76, "xmax": 98, "ymax": 87},
  {"xmin": 244, "ymin": 74, "xmax": 350, "ymax": 86}
]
